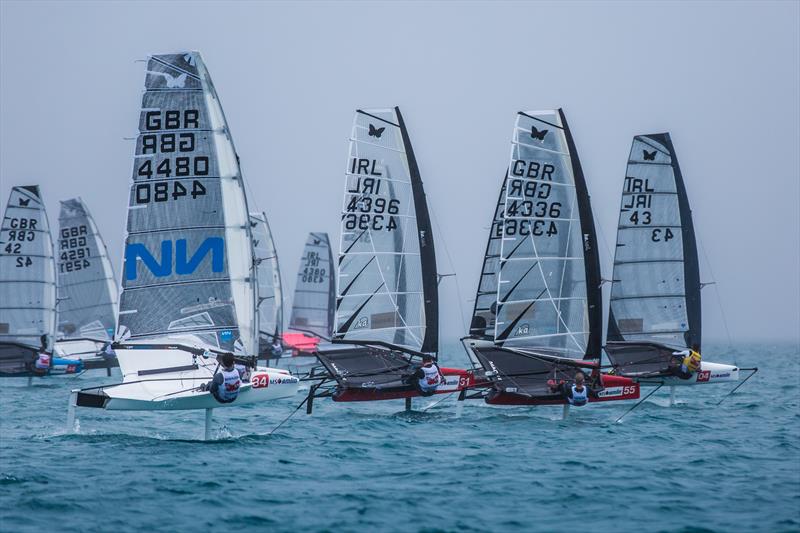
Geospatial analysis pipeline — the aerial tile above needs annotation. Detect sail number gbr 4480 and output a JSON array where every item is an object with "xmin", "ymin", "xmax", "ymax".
[
  {"xmin": 134, "ymin": 110, "xmax": 208, "ymax": 205},
  {"xmin": 344, "ymin": 158, "xmax": 401, "ymax": 232}
]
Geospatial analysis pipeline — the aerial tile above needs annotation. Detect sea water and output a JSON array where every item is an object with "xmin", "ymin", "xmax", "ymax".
[{"xmin": 1, "ymin": 342, "xmax": 797, "ymax": 532}]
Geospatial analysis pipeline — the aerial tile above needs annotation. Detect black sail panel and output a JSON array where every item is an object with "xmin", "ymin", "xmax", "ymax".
[{"xmin": 607, "ymin": 133, "xmax": 700, "ymax": 351}]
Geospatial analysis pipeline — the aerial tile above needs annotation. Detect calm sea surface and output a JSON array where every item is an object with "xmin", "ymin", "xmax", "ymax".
[{"xmin": 1, "ymin": 342, "xmax": 798, "ymax": 532}]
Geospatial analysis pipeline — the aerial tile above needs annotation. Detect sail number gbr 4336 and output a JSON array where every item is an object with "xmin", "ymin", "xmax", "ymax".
[{"xmin": 502, "ymin": 159, "xmax": 561, "ymax": 238}]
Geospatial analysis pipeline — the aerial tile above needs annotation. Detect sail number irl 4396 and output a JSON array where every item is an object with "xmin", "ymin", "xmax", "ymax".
[{"xmin": 344, "ymin": 158, "xmax": 400, "ymax": 232}]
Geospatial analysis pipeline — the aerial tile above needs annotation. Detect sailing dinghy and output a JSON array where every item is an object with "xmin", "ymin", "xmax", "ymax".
[
  {"xmin": 281, "ymin": 232, "xmax": 335, "ymax": 362},
  {"xmin": 605, "ymin": 133, "xmax": 739, "ymax": 391},
  {"xmin": 462, "ymin": 110, "xmax": 639, "ymax": 408},
  {"xmin": 69, "ymin": 52, "xmax": 298, "ymax": 430},
  {"xmin": 0, "ymin": 186, "xmax": 77, "ymax": 376},
  {"xmin": 54, "ymin": 197, "xmax": 119, "ymax": 372},
  {"xmin": 251, "ymin": 212, "xmax": 284, "ymax": 360},
  {"xmin": 305, "ymin": 107, "xmax": 477, "ymax": 412}
]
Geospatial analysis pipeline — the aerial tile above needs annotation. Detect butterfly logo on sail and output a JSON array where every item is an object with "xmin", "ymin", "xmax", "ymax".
[
  {"xmin": 642, "ymin": 149, "xmax": 657, "ymax": 161},
  {"xmin": 18, "ymin": 197, "xmax": 30, "ymax": 207},
  {"xmin": 147, "ymin": 71, "xmax": 187, "ymax": 88},
  {"xmin": 530, "ymin": 126, "xmax": 548, "ymax": 140},
  {"xmin": 368, "ymin": 124, "xmax": 385, "ymax": 138}
]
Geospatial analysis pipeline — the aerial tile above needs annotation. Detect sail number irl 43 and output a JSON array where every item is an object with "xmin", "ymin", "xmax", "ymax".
[{"xmin": 135, "ymin": 109, "xmax": 208, "ymax": 205}]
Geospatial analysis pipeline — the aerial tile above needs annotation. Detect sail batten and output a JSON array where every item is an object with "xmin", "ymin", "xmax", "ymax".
[{"xmin": 118, "ymin": 51, "xmax": 256, "ymax": 356}]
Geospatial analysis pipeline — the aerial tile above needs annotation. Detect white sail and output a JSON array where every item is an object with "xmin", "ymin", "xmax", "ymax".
[
  {"xmin": 288, "ymin": 232, "xmax": 334, "ymax": 338},
  {"xmin": 494, "ymin": 110, "xmax": 601, "ymax": 360},
  {"xmin": 334, "ymin": 108, "xmax": 438, "ymax": 354},
  {"xmin": 0, "ymin": 186, "xmax": 57, "ymax": 374},
  {"xmin": 56, "ymin": 197, "xmax": 118, "ymax": 341},
  {"xmin": 251, "ymin": 212, "xmax": 283, "ymax": 351},
  {"xmin": 118, "ymin": 51, "xmax": 257, "ymax": 356}
]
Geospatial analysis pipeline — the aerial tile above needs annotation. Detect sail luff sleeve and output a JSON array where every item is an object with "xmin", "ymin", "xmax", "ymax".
[
  {"xmin": 559, "ymin": 109, "xmax": 603, "ymax": 360},
  {"xmin": 395, "ymin": 107, "xmax": 438, "ymax": 354}
]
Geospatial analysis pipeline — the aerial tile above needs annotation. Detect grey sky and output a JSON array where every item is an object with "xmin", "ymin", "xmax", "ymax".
[{"xmin": 1, "ymin": 1, "xmax": 798, "ymax": 346}]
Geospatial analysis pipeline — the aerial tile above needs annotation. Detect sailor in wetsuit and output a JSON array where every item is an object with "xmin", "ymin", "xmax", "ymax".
[
  {"xmin": 200, "ymin": 353, "xmax": 242, "ymax": 404},
  {"xmin": 412, "ymin": 355, "xmax": 447, "ymax": 396},
  {"xmin": 547, "ymin": 371, "xmax": 597, "ymax": 406},
  {"xmin": 668, "ymin": 346, "xmax": 702, "ymax": 380}
]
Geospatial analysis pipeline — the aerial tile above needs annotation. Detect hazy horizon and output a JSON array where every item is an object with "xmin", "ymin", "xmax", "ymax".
[{"xmin": 1, "ymin": 1, "xmax": 798, "ymax": 347}]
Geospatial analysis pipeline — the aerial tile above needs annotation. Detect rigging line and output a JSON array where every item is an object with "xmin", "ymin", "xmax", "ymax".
[
  {"xmin": 421, "ymin": 391, "xmax": 456, "ymax": 411},
  {"xmin": 429, "ymin": 202, "xmax": 468, "ymax": 333},
  {"xmin": 267, "ymin": 395, "xmax": 310, "ymax": 436},
  {"xmin": 615, "ymin": 383, "xmax": 663, "ymax": 423},
  {"xmin": 715, "ymin": 367, "xmax": 758, "ymax": 406},
  {"xmin": 697, "ymin": 235, "xmax": 734, "ymax": 355}
]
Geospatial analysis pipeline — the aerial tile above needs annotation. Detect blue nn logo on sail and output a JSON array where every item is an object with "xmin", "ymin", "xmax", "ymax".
[{"xmin": 125, "ymin": 237, "xmax": 225, "ymax": 280}]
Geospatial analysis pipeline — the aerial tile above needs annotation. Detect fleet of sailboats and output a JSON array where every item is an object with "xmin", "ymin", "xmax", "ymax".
[{"xmin": 0, "ymin": 51, "xmax": 750, "ymax": 436}]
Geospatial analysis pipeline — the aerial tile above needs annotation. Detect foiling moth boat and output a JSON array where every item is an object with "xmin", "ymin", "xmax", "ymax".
[{"xmin": 461, "ymin": 110, "xmax": 640, "ymax": 413}]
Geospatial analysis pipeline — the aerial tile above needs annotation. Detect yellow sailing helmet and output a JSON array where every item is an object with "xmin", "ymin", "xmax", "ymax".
[{"xmin": 683, "ymin": 350, "xmax": 702, "ymax": 373}]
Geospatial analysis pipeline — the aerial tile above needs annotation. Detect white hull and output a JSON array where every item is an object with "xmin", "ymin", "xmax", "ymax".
[
  {"xmin": 72, "ymin": 345, "xmax": 299, "ymax": 411},
  {"xmin": 54, "ymin": 339, "xmax": 106, "ymax": 362},
  {"xmin": 639, "ymin": 361, "xmax": 739, "ymax": 386}
]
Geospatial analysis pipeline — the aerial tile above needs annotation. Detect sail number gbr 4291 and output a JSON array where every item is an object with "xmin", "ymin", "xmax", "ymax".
[
  {"xmin": 134, "ymin": 109, "xmax": 208, "ymax": 205},
  {"xmin": 344, "ymin": 158, "xmax": 401, "ymax": 232}
]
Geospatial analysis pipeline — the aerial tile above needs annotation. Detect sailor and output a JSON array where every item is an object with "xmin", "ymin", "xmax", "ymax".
[
  {"xmin": 412, "ymin": 355, "xmax": 446, "ymax": 396},
  {"xmin": 548, "ymin": 371, "xmax": 596, "ymax": 406},
  {"xmin": 32, "ymin": 334, "xmax": 50, "ymax": 376},
  {"xmin": 201, "ymin": 353, "xmax": 242, "ymax": 404},
  {"xmin": 670, "ymin": 345, "xmax": 702, "ymax": 379},
  {"xmin": 269, "ymin": 338, "xmax": 283, "ymax": 359}
]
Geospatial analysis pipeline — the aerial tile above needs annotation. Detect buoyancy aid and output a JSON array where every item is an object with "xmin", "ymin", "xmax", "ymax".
[
  {"xmin": 418, "ymin": 364, "xmax": 442, "ymax": 391},
  {"xmin": 569, "ymin": 384, "xmax": 588, "ymax": 406},
  {"xmin": 216, "ymin": 367, "xmax": 241, "ymax": 401}
]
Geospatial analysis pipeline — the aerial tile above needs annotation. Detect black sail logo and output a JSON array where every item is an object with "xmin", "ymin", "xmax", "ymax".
[
  {"xmin": 18, "ymin": 197, "xmax": 30, "ymax": 207},
  {"xmin": 530, "ymin": 126, "xmax": 548, "ymax": 140},
  {"xmin": 368, "ymin": 124, "xmax": 385, "ymax": 138},
  {"xmin": 642, "ymin": 149, "xmax": 656, "ymax": 161}
]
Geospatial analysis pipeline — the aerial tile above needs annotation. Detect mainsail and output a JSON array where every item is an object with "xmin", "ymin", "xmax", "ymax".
[
  {"xmin": 334, "ymin": 107, "xmax": 438, "ymax": 355},
  {"xmin": 0, "ymin": 186, "xmax": 57, "ymax": 373},
  {"xmin": 494, "ymin": 110, "xmax": 601, "ymax": 360},
  {"xmin": 287, "ymin": 232, "xmax": 334, "ymax": 339},
  {"xmin": 118, "ymin": 51, "xmax": 257, "ymax": 355},
  {"xmin": 56, "ymin": 197, "xmax": 118, "ymax": 341},
  {"xmin": 251, "ymin": 212, "xmax": 283, "ymax": 351},
  {"xmin": 606, "ymin": 133, "xmax": 701, "ymax": 366}
]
